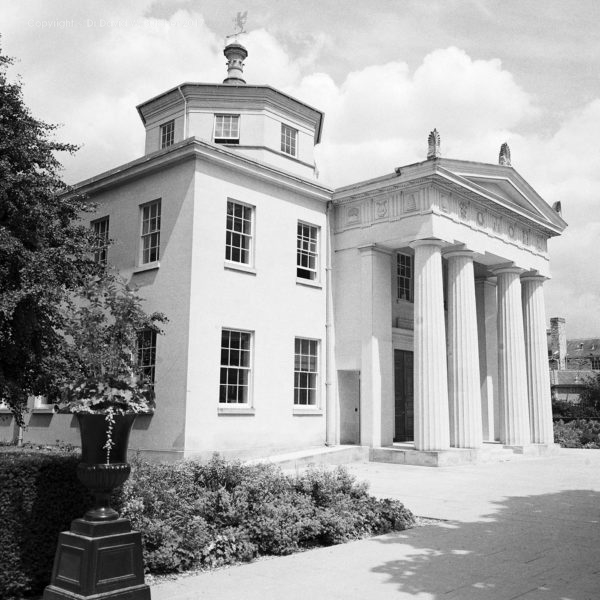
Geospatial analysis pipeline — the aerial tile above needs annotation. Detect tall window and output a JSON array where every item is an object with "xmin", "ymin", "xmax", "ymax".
[
  {"xmin": 281, "ymin": 124, "xmax": 297, "ymax": 156},
  {"xmin": 160, "ymin": 120, "xmax": 175, "ymax": 149},
  {"xmin": 220, "ymin": 329, "xmax": 252, "ymax": 404},
  {"xmin": 92, "ymin": 217, "xmax": 109, "ymax": 266},
  {"xmin": 138, "ymin": 329, "xmax": 157, "ymax": 385},
  {"xmin": 397, "ymin": 253, "xmax": 413, "ymax": 302},
  {"xmin": 225, "ymin": 200, "xmax": 253, "ymax": 264},
  {"xmin": 294, "ymin": 338, "xmax": 319, "ymax": 406},
  {"xmin": 140, "ymin": 200, "xmax": 161, "ymax": 264},
  {"xmin": 214, "ymin": 115, "xmax": 239, "ymax": 144},
  {"xmin": 297, "ymin": 222, "xmax": 319, "ymax": 281},
  {"xmin": 592, "ymin": 357, "xmax": 600, "ymax": 370}
]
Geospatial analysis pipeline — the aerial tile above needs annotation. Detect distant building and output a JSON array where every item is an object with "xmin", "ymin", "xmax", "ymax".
[
  {"xmin": 547, "ymin": 318, "xmax": 600, "ymax": 401},
  {"xmin": 0, "ymin": 41, "xmax": 567, "ymax": 460}
]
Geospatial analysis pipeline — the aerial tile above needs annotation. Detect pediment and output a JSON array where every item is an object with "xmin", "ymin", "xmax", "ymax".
[{"xmin": 435, "ymin": 159, "xmax": 567, "ymax": 235}]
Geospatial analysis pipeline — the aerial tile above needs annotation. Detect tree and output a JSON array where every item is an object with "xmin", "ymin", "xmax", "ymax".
[
  {"xmin": 0, "ymin": 46, "xmax": 103, "ymax": 424},
  {"xmin": 577, "ymin": 373, "xmax": 600, "ymax": 417}
]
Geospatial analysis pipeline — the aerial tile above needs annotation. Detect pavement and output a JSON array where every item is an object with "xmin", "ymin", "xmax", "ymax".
[{"xmin": 150, "ymin": 449, "xmax": 600, "ymax": 600}]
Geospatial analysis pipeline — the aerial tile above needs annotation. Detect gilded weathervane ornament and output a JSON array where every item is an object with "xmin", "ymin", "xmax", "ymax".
[{"xmin": 226, "ymin": 11, "xmax": 248, "ymax": 43}]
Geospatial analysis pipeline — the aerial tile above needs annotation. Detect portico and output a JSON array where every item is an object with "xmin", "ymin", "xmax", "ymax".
[{"xmin": 332, "ymin": 139, "xmax": 566, "ymax": 461}]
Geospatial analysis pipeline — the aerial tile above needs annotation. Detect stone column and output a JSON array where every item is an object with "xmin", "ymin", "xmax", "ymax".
[
  {"xmin": 522, "ymin": 274, "xmax": 554, "ymax": 444},
  {"xmin": 410, "ymin": 239, "xmax": 450, "ymax": 451},
  {"xmin": 358, "ymin": 244, "xmax": 394, "ymax": 448},
  {"xmin": 493, "ymin": 265, "xmax": 531, "ymax": 446},
  {"xmin": 475, "ymin": 278, "xmax": 499, "ymax": 441},
  {"xmin": 445, "ymin": 249, "xmax": 483, "ymax": 448}
]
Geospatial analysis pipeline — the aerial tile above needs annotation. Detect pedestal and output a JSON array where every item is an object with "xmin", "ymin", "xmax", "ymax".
[{"xmin": 43, "ymin": 518, "xmax": 150, "ymax": 600}]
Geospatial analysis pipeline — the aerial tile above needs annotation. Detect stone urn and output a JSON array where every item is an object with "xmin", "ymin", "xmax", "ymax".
[
  {"xmin": 44, "ymin": 412, "xmax": 150, "ymax": 600},
  {"xmin": 76, "ymin": 413, "xmax": 136, "ymax": 521}
]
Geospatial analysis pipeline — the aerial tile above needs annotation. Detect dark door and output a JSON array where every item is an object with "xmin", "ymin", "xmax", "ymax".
[
  {"xmin": 338, "ymin": 370, "xmax": 360, "ymax": 444},
  {"xmin": 394, "ymin": 350, "xmax": 414, "ymax": 442}
]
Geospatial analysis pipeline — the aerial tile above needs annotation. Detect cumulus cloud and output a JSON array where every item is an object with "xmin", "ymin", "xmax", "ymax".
[{"xmin": 2, "ymin": 4, "xmax": 599, "ymax": 335}]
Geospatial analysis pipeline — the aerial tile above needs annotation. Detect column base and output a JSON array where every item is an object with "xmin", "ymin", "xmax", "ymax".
[
  {"xmin": 370, "ymin": 442, "xmax": 561, "ymax": 467},
  {"xmin": 43, "ymin": 518, "xmax": 149, "ymax": 600},
  {"xmin": 502, "ymin": 443, "xmax": 561, "ymax": 456}
]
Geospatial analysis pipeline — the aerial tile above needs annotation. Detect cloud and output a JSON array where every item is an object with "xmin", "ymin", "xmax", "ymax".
[{"xmin": 3, "ymin": 5, "xmax": 599, "ymax": 336}]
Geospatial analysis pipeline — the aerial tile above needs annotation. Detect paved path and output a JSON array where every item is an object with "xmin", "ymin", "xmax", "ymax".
[{"xmin": 151, "ymin": 450, "xmax": 600, "ymax": 600}]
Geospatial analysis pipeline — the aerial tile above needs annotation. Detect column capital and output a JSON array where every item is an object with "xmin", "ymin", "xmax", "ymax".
[
  {"xmin": 443, "ymin": 246, "xmax": 476, "ymax": 260},
  {"xmin": 521, "ymin": 271, "xmax": 549, "ymax": 283},
  {"xmin": 490, "ymin": 262, "xmax": 525, "ymax": 276},
  {"xmin": 357, "ymin": 243, "xmax": 393, "ymax": 256},
  {"xmin": 409, "ymin": 238, "xmax": 445, "ymax": 250}
]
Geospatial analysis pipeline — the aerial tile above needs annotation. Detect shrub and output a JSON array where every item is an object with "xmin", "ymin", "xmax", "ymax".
[
  {"xmin": 119, "ymin": 456, "xmax": 415, "ymax": 574},
  {"xmin": 554, "ymin": 419, "xmax": 600, "ymax": 448},
  {"xmin": 552, "ymin": 399, "xmax": 600, "ymax": 420},
  {"xmin": 0, "ymin": 451, "xmax": 91, "ymax": 600},
  {"xmin": 0, "ymin": 452, "xmax": 415, "ymax": 596}
]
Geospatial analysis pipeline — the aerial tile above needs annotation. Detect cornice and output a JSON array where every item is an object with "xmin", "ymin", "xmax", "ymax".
[
  {"xmin": 137, "ymin": 83, "xmax": 324, "ymax": 143},
  {"xmin": 70, "ymin": 137, "xmax": 332, "ymax": 202}
]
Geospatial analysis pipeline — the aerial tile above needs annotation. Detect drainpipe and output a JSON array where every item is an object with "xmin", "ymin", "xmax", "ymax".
[
  {"xmin": 325, "ymin": 200, "xmax": 338, "ymax": 445},
  {"xmin": 177, "ymin": 85, "xmax": 188, "ymax": 139}
]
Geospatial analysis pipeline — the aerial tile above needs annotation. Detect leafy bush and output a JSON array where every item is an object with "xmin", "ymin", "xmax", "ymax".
[
  {"xmin": 552, "ymin": 399, "xmax": 600, "ymax": 419},
  {"xmin": 0, "ymin": 452, "xmax": 415, "ymax": 597},
  {"xmin": 554, "ymin": 419, "xmax": 600, "ymax": 448},
  {"xmin": 119, "ymin": 455, "xmax": 415, "ymax": 574},
  {"xmin": 0, "ymin": 450, "xmax": 91, "ymax": 600}
]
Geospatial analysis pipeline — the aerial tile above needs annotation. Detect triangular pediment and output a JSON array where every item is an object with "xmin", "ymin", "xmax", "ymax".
[{"xmin": 434, "ymin": 159, "xmax": 567, "ymax": 235}]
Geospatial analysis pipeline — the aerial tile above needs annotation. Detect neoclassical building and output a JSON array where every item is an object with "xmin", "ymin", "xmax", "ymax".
[{"xmin": 0, "ymin": 43, "xmax": 566, "ymax": 463}]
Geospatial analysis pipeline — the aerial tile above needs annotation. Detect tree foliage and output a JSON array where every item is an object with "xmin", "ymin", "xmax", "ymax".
[
  {"xmin": 577, "ymin": 373, "xmax": 600, "ymax": 416},
  {"xmin": 0, "ymin": 47, "xmax": 161, "ymax": 424}
]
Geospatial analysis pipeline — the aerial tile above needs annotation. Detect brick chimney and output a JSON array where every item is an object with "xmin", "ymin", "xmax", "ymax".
[{"xmin": 549, "ymin": 317, "xmax": 566, "ymax": 370}]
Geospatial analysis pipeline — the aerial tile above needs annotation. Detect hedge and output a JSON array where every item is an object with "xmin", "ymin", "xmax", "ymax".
[
  {"xmin": 0, "ymin": 453, "xmax": 415, "ymax": 599},
  {"xmin": 0, "ymin": 451, "xmax": 91, "ymax": 600},
  {"xmin": 554, "ymin": 419, "xmax": 600, "ymax": 448}
]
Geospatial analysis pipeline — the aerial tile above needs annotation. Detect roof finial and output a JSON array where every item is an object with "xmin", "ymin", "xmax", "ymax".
[
  {"xmin": 223, "ymin": 12, "xmax": 248, "ymax": 85},
  {"xmin": 427, "ymin": 129, "xmax": 441, "ymax": 160},
  {"xmin": 499, "ymin": 142, "xmax": 511, "ymax": 166}
]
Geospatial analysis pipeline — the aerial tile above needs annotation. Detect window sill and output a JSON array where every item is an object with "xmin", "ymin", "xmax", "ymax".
[
  {"xmin": 133, "ymin": 261, "xmax": 160, "ymax": 274},
  {"xmin": 218, "ymin": 405, "xmax": 256, "ymax": 416},
  {"xmin": 224, "ymin": 261, "xmax": 256, "ymax": 276},
  {"xmin": 396, "ymin": 298, "xmax": 414, "ymax": 304},
  {"xmin": 296, "ymin": 278, "xmax": 322, "ymax": 289},
  {"xmin": 293, "ymin": 408, "xmax": 323, "ymax": 416}
]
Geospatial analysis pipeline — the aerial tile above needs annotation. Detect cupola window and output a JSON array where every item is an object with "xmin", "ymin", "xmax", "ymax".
[
  {"xmin": 214, "ymin": 114, "xmax": 240, "ymax": 144},
  {"xmin": 281, "ymin": 123, "xmax": 297, "ymax": 156}
]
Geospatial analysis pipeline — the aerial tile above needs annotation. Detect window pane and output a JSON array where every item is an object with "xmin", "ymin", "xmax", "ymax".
[
  {"xmin": 296, "ymin": 223, "xmax": 318, "ymax": 281},
  {"xmin": 220, "ymin": 329, "xmax": 252, "ymax": 404},
  {"xmin": 294, "ymin": 337, "xmax": 318, "ymax": 406},
  {"xmin": 225, "ymin": 200, "xmax": 252, "ymax": 265}
]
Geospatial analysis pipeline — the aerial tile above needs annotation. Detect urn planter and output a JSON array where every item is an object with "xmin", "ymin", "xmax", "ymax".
[
  {"xmin": 76, "ymin": 413, "xmax": 135, "ymax": 521},
  {"xmin": 43, "ymin": 412, "xmax": 150, "ymax": 600}
]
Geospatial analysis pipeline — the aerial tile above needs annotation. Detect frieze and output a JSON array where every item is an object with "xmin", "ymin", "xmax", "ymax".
[{"xmin": 333, "ymin": 185, "xmax": 549, "ymax": 256}]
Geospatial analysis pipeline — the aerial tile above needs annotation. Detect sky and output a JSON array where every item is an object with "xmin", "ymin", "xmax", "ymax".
[{"xmin": 2, "ymin": 0, "xmax": 600, "ymax": 338}]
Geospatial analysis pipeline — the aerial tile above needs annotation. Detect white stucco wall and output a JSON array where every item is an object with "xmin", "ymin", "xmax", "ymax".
[
  {"xmin": 183, "ymin": 158, "xmax": 328, "ymax": 458},
  {"xmin": 2, "ymin": 161, "xmax": 196, "ymax": 458}
]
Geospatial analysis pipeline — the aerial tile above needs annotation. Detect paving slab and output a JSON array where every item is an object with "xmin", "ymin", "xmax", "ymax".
[{"xmin": 151, "ymin": 449, "xmax": 600, "ymax": 600}]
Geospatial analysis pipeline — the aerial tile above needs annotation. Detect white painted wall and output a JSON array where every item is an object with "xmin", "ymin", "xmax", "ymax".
[{"xmin": 183, "ymin": 158, "xmax": 328, "ymax": 458}]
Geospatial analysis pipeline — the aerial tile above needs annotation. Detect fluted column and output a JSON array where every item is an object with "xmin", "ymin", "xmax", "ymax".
[
  {"xmin": 522, "ymin": 274, "xmax": 554, "ymax": 444},
  {"xmin": 445, "ymin": 249, "xmax": 483, "ymax": 448},
  {"xmin": 410, "ymin": 239, "xmax": 450, "ymax": 451},
  {"xmin": 493, "ymin": 265, "xmax": 531, "ymax": 446},
  {"xmin": 475, "ymin": 277, "xmax": 499, "ymax": 441}
]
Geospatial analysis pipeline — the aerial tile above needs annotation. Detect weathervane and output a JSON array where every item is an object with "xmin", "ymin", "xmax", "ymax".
[{"xmin": 226, "ymin": 11, "xmax": 248, "ymax": 43}]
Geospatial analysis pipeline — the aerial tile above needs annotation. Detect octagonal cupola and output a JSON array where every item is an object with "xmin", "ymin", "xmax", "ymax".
[{"xmin": 136, "ymin": 41, "xmax": 324, "ymax": 179}]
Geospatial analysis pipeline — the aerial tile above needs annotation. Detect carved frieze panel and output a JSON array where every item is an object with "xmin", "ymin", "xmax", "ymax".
[{"xmin": 333, "ymin": 184, "xmax": 550, "ymax": 257}]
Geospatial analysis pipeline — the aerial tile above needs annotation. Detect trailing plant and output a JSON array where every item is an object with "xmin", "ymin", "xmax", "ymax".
[{"xmin": 55, "ymin": 276, "xmax": 167, "ymax": 463}]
